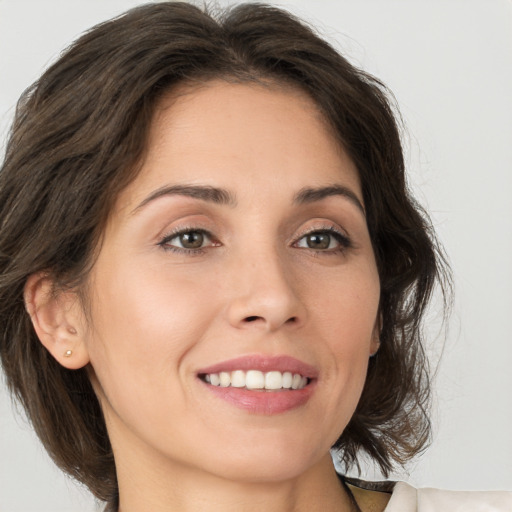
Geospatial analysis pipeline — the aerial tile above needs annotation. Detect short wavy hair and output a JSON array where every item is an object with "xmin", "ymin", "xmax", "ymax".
[{"xmin": 0, "ymin": 1, "xmax": 450, "ymax": 506}]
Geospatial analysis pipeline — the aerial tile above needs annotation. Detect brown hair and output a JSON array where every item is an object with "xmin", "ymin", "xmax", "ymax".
[{"xmin": 0, "ymin": 1, "xmax": 450, "ymax": 506}]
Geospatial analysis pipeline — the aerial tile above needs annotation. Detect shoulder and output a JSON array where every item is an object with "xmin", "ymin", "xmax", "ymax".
[
  {"xmin": 343, "ymin": 477, "xmax": 512, "ymax": 512},
  {"xmin": 385, "ymin": 481, "xmax": 512, "ymax": 511}
]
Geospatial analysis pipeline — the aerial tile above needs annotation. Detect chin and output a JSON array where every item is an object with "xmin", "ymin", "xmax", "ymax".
[
  {"xmin": 208, "ymin": 456, "xmax": 319, "ymax": 484},
  {"xmin": 193, "ymin": 432, "xmax": 333, "ymax": 484}
]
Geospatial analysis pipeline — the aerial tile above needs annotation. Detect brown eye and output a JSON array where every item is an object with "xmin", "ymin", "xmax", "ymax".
[
  {"xmin": 160, "ymin": 229, "xmax": 214, "ymax": 252},
  {"xmin": 305, "ymin": 233, "xmax": 331, "ymax": 250},
  {"xmin": 179, "ymin": 231, "xmax": 204, "ymax": 249},
  {"xmin": 295, "ymin": 228, "xmax": 351, "ymax": 252}
]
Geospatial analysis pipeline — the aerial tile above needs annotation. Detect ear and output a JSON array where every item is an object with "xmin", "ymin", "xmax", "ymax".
[
  {"xmin": 24, "ymin": 273, "xmax": 90, "ymax": 370},
  {"xmin": 369, "ymin": 313, "xmax": 382, "ymax": 357}
]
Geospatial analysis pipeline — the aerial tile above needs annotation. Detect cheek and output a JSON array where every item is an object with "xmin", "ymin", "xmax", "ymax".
[
  {"xmin": 303, "ymin": 259, "xmax": 379, "ymax": 405},
  {"xmin": 84, "ymin": 260, "xmax": 220, "ymax": 397},
  {"xmin": 93, "ymin": 256, "xmax": 216, "ymax": 336},
  {"xmin": 306, "ymin": 260, "xmax": 379, "ymax": 347}
]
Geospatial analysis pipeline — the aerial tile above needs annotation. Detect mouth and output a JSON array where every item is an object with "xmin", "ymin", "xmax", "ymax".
[
  {"xmin": 196, "ymin": 355, "xmax": 317, "ymax": 414},
  {"xmin": 199, "ymin": 370, "xmax": 310, "ymax": 391}
]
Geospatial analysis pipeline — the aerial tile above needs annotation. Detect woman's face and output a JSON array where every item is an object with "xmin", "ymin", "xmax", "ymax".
[{"xmin": 81, "ymin": 81, "xmax": 380, "ymax": 483}]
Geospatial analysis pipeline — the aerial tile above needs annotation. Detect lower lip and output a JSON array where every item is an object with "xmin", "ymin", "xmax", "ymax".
[{"xmin": 201, "ymin": 381, "xmax": 316, "ymax": 415}]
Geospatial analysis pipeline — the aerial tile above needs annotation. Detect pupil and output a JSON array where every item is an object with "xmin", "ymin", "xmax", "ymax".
[
  {"xmin": 180, "ymin": 231, "xmax": 204, "ymax": 249},
  {"xmin": 307, "ymin": 233, "xmax": 330, "ymax": 249}
]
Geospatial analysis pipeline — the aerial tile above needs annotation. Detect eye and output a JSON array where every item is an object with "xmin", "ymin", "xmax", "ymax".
[
  {"xmin": 159, "ymin": 229, "xmax": 216, "ymax": 252},
  {"xmin": 175, "ymin": 231, "xmax": 206, "ymax": 249},
  {"xmin": 295, "ymin": 228, "xmax": 351, "ymax": 252}
]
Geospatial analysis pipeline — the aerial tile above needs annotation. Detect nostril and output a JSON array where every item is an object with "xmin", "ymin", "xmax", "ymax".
[{"xmin": 243, "ymin": 315, "xmax": 298, "ymax": 324}]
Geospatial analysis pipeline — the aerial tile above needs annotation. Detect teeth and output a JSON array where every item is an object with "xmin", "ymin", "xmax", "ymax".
[
  {"xmin": 219, "ymin": 371, "xmax": 230, "ymax": 387},
  {"xmin": 291, "ymin": 373, "xmax": 302, "ymax": 390},
  {"xmin": 231, "ymin": 370, "xmax": 245, "ymax": 388},
  {"xmin": 246, "ymin": 370, "xmax": 265, "ymax": 389},
  {"xmin": 265, "ymin": 371, "xmax": 282, "ymax": 390},
  {"xmin": 202, "ymin": 370, "xmax": 309, "ymax": 390},
  {"xmin": 282, "ymin": 371, "xmax": 293, "ymax": 389}
]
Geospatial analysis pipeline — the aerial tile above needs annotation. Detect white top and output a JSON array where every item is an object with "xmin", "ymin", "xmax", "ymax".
[{"xmin": 385, "ymin": 481, "xmax": 512, "ymax": 511}]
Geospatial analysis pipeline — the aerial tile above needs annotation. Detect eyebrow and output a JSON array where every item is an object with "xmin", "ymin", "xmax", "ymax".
[
  {"xmin": 293, "ymin": 185, "xmax": 365, "ymax": 215},
  {"xmin": 132, "ymin": 183, "xmax": 364, "ymax": 215},
  {"xmin": 133, "ymin": 184, "xmax": 237, "ymax": 213}
]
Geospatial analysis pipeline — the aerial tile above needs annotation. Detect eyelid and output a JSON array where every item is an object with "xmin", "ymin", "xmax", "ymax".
[
  {"xmin": 292, "ymin": 223, "xmax": 352, "ymax": 250},
  {"xmin": 158, "ymin": 226, "xmax": 219, "ymax": 252},
  {"xmin": 293, "ymin": 221, "xmax": 348, "ymax": 239},
  {"xmin": 157, "ymin": 221, "xmax": 352, "ymax": 254}
]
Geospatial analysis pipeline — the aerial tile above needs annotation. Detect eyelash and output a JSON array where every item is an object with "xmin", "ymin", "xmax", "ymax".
[
  {"xmin": 293, "ymin": 225, "xmax": 352, "ymax": 256},
  {"xmin": 158, "ymin": 227, "xmax": 216, "ymax": 255},
  {"xmin": 158, "ymin": 225, "xmax": 352, "ymax": 255}
]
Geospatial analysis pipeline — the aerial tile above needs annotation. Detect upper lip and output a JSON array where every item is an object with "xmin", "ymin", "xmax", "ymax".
[{"xmin": 197, "ymin": 355, "xmax": 318, "ymax": 379}]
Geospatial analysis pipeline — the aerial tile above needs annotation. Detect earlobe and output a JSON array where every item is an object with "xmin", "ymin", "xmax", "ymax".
[
  {"xmin": 24, "ymin": 273, "xmax": 90, "ymax": 370},
  {"xmin": 369, "ymin": 314, "xmax": 382, "ymax": 357}
]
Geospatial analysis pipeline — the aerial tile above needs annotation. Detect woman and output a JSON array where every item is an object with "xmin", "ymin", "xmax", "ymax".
[{"xmin": 0, "ymin": 2, "xmax": 510, "ymax": 511}]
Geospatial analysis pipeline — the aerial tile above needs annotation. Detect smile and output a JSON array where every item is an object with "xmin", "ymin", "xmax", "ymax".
[
  {"xmin": 197, "ymin": 355, "xmax": 317, "ymax": 414},
  {"xmin": 201, "ymin": 370, "xmax": 309, "ymax": 390}
]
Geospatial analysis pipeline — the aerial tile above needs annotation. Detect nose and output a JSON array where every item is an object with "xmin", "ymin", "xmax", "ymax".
[{"xmin": 225, "ymin": 247, "xmax": 306, "ymax": 332}]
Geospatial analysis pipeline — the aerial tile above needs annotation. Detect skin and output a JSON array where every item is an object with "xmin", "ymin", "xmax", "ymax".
[{"xmin": 27, "ymin": 81, "xmax": 388, "ymax": 511}]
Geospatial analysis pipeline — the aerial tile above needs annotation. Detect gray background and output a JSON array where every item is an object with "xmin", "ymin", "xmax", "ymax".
[{"xmin": 1, "ymin": 0, "xmax": 511, "ymax": 510}]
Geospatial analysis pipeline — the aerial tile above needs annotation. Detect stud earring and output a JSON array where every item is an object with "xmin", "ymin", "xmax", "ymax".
[{"xmin": 64, "ymin": 350, "xmax": 73, "ymax": 358}]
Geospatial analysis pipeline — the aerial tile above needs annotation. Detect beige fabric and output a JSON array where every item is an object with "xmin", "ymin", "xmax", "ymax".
[{"xmin": 385, "ymin": 481, "xmax": 512, "ymax": 512}]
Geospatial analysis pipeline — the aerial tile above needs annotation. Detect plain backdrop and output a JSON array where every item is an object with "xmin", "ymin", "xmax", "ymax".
[{"xmin": 1, "ymin": 1, "xmax": 511, "ymax": 511}]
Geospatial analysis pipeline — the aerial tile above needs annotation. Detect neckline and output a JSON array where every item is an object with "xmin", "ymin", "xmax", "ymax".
[{"xmin": 341, "ymin": 477, "xmax": 363, "ymax": 512}]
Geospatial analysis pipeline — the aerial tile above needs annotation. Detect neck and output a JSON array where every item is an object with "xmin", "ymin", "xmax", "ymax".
[{"xmin": 114, "ymin": 450, "xmax": 355, "ymax": 512}]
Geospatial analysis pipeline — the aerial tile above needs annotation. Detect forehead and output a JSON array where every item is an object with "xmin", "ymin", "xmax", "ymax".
[{"xmin": 117, "ymin": 80, "xmax": 362, "ymax": 213}]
